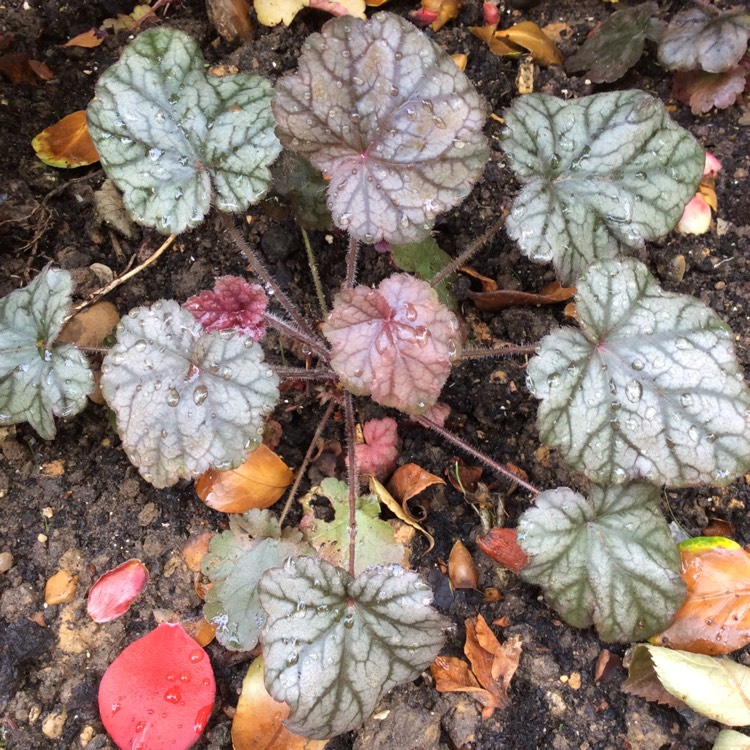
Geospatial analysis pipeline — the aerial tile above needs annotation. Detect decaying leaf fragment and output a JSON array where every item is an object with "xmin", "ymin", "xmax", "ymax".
[
  {"xmin": 255, "ymin": 0, "xmax": 365, "ymax": 27},
  {"xmin": 673, "ymin": 62, "xmax": 750, "ymax": 116},
  {"xmin": 431, "ymin": 614, "xmax": 521, "ymax": 719},
  {"xmin": 206, "ymin": 0, "xmax": 253, "ymax": 42},
  {"xmin": 651, "ymin": 537, "xmax": 750, "ymax": 655},
  {"xmin": 472, "ymin": 21, "xmax": 562, "ymax": 66},
  {"xmin": 32, "ymin": 111, "xmax": 99, "ymax": 168}
]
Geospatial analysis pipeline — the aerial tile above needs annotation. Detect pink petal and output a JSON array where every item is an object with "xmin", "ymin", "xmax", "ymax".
[
  {"xmin": 483, "ymin": 1, "xmax": 500, "ymax": 26},
  {"xmin": 677, "ymin": 194, "xmax": 712, "ymax": 235},
  {"xmin": 98, "ymin": 622, "xmax": 215, "ymax": 750},
  {"xmin": 87, "ymin": 559, "xmax": 149, "ymax": 623},
  {"xmin": 704, "ymin": 151, "xmax": 722, "ymax": 177},
  {"xmin": 410, "ymin": 8, "xmax": 439, "ymax": 26}
]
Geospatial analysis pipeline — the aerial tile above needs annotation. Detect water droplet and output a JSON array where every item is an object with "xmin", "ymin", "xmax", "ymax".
[
  {"xmin": 403, "ymin": 302, "xmax": 418, "ymax": 322},
  {"xmin": 164, "ymin": 686, "xmax": 181, "ymax": 704},
  {"xmin": 688, "ymin": 425, "xmax": 699, "ymax": 442},
  {"xmin": 414, "ymin": 327, "xmax": 430, "ymax": 348},
  {"xmin": 680, "ymin": 393, "xmax": 694, "ymax": 408},
  {"xmin": 134, "ymin": 339, "xmax": 147, "ymax": 352},
  {"xmin": 625, "ymin": 380, "xmax": 642, "ymax": 402},
  {"xmin": 189, "ymin": 649, "xmax": 204, "ymax": 664},
  {"xmin": 631, "ymin": 359, "xmax": 645, "ymax": 371},
  {"xmin": 193, "ymin": 385, "xmax": 208, "ymax": 405}
]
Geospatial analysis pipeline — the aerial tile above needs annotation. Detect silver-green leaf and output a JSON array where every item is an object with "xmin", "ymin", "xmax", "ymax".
[
  {"xmin": 0, "ymin": 267, "xmax": 93, "ymax": 440},
  {"xmin": 527, "ymin": 259, "xmax": 750, "ymax": 487},
  {"xmin": 517, "ymin": 483, "xmax": 685, "ymax": 642},
  {"xmin": 202, "ymin": 510, "xmax": 315, "ymax": 651},
  {"xmin": 100, "ymin": 301, "xmax": 279, "ymax": 487},
  {"xmin": 87, "ymin": 28, "xmax": 281, "ymax": 235},
  {"xmin": 259, "ymin": 556, "xmax": 448, "ymax": 738},
  {"xmin": 501, "ymin": 90, "xmax": 704, "ymax": 284}
]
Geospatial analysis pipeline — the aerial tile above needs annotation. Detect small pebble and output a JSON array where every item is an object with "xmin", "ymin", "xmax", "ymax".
[
  {"xmin": 42, "ymin": 709, "xmax": 67, "ymax": 739},
  {"xmin": 0, "ymin": 551, "xmax": 13, "ymax": 573}
]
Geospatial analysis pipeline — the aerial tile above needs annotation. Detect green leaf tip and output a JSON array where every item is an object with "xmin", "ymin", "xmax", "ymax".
[
  {"xmin": 528, "ymin": 258, "xmax": 750, "ymax": 487},
  {"xmin": 87, "ymin": 28, "xmax": 281, "ymax": 235},
  {"xmin": 0, "ymin": 267, "xmax": 94, "ymax": 440},
  {"xmin": 501, "ymin": 90, "xmax": 705, "ymax": 284},
  {"xmin": 517, "ymin": 483, "xmax": 685, "ymax": 642}
]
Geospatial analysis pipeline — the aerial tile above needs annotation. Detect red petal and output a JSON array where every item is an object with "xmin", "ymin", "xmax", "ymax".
[
  {"xmin": 87, "ymin": 559, "xmax": 149, "ymax": 623},
  {"xmin": 99, "ymin": 623, "xmax": 215, "ymax": 750}
]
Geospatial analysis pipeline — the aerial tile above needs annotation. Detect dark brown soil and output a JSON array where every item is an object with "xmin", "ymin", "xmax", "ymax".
[{"xmin": 1, "ymin": 1, "xmax": 749, "ymax": 749}]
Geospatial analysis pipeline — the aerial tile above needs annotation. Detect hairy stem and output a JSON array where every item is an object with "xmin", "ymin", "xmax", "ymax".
[
  {"xmin": 458, "ymin": 344, "xmax": 537, "ymax": 360},
  {"xmin": 301, "ymin": 227, "xmax": 328, "ymax": 318},
  {"xmin": 430, "ymin": 209, "xmax": 507, "ymax": 289},
  {"xmin": 278, "ymin": 399, "xmax": 336, "ymax": 527},
  {"xmin": 221, "ymin": 213, "xmax": 320, "ymax": 343},
  {"xmin": 273, "ymin": 366, "xmax": 334, "ymax": 381},
  {"xmin": 264, "ymin": 313, "xmax": 330, "ymax": 362},
  {"xmin": 344, "ymin": 391, "xmax": 359, "ymax": 576},
  {"xmin": 414, "ymin": 414, "xmax": 540, "ymax": 495},
  {"xmin": 344, "ymin": 234, "xmax": 359, "ymax": 290}
]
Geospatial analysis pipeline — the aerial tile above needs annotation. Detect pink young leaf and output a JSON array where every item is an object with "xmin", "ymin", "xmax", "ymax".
[
  {"xmin": 184, "ymin": 276, "xmax": 268, "ymax": 340},
  {"xmin": 323, "ymin": 273, "xmax": 461, "ymax": 414},
  {"xmin": 99, "ymin": 622, "xmax": 215, "ymax": 750},
  {"xmin": 87, "ymin": 559, "xmax": 149, "ymax": 623},
  {"xmin": 347, "ymin": 417, "xmax": 400, "ymax": 479},
  {"xmin": 704, "ymin": 151, "xmax": 722, "ymax": 177}
]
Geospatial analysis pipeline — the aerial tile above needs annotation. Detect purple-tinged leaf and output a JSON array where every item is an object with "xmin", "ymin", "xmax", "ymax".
[
  {"xmin": 273, "ymin": 12, "xmax": 488, "ymax": 245},
  {"xmin": 322, "ymin": 273, "xmax": 461, "ymax": 414},
  {"xmin": 658, "ymin": 5, "xmax": 750, "ymax": 73},
  {"xmin": 566, "ymin": 3, "xmax": 664, "ymax": 84},
  {"xmin": 672, "ymin": 63, "xmax": 749, "ymax": 115},
  {"xmin": 185, "ymin": 276, "xmax": 268, "ymax": 340}
]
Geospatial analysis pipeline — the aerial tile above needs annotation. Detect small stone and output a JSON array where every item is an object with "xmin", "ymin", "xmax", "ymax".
[
  {"xmin": 42, "ymin": 709, "xmax": 67, "ymax": 739},
  {"xmin": 568, "ymin": 671, "xmax": 582, "ymax": 689},
  {"xmin": 79, "ymin": 725, "xmax": 96, "ymax": 747},
  {"xmin": 0, "ymin": 551, "xmax": 13, "ymax": 573}
]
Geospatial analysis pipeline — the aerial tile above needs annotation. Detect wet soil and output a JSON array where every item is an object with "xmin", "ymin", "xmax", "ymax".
[{"xmin": 1, "ymin": 0, "xmax": 749, "ymax": 748}]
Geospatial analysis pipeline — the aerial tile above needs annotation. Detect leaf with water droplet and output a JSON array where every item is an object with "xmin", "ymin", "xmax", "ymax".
[
  {"xmin": 501, "ymin": 90, "xmax": 704, "ymax": 284},
  {"xmin": 322, "ymin": 273, "xmax": 461, "ymax": 413},
  {"xmin": 100, "ymin": 301, "xmax": 279, "ymax": 487},
  {"xmin": 0, "ymin": 267, "xmax": 94, "ymax": 440},
  {"xmin": 657, "ymin": 5, "xmax": 750, "ymax": 74},
  {"xmin": 202, "ymin": 510, "xmax": 315, "ymax": 651},
  {"xmin": 517, "ymin": 483, "xmax": 685, "ymax": 642},
  {"xmin": 527, "ymin": 258, "xmax": 750, "ymax": 486},
  {"xmin": 258, "ymin": 556, "xmax": 448, "ymax": 738},
  {"xmin": 273, "ymin": 13, "xmax": 488, "ymax": 244},
  {"xmin": 87, "ymin": 28, "xmax": 280, "ymax": 235}
]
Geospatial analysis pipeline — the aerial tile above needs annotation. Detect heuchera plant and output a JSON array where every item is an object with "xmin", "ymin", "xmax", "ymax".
[{"xmin": 3, "ymin": 9, "xmax": 750, "ymax": 744}]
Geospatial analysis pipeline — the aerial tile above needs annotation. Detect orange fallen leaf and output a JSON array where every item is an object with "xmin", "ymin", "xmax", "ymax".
[
  {"xmin": 196, "ymin": 444, "xmax": 294, "ymax": 513},
  {"xmin": 388, "ymin": 463, "xmax": 445, "ymax": 506},
  {"xmin": 0, "ymin": 52, "xmax": 52, "ymax": 84},
  {"xmin": 432, "ymin": 614, "xmax": 521, "ymax": 719},
  {"xmin": 476, "ymin": 527, "xmax": 528, "ymax": 574},
  {"xmin": 459, "ymin": 265, "xmax": 498, "ymax": 292},
  {"xmin": 58, "ymin": 301, "xmax": 120, "ymax": 348},
  {"xmin": 32, "ymin": 110, "xmax": 99, "ymax": 168},
  {"xmin": 448, "ymin": 540, "xmax": 479, "ymax": 590},
  {"xmin": 416, "ymin": 0, "xmax": 461, "ymax": 32},
  {"xmin": 446, "ymin": 455, "xmax": 483, "ymax": 495},
  {"xmin": 206, "ymin": 0, "xmax": 253, "ymax": 42},
  {"xmin": 64, "ymin": 29, "xmax": 105, "ymax": 48},
  {"xmin": 232, "ymin": 657, "xmax": 329, "ymax": 750},
  {"xmin": 651, "ymin": 537, "xmax": 750, "ymax": 655},
  {"xmin": 468, "ymin": 280, "xmax": 575, "ymax": 311},
  {"xmin": 181, "ymin": 617, "xmax": 217, "ymax": 647},
  {"xmin": 496, "ymin": 21, "xmax": 563, "ymax": 66},
  {"xmin": 469, "ymin": 25, "xmax": 519, "ymax": 57},
  {"xmin": 181, "ymin": 530, "xmax": 215, "ymax": 573}
]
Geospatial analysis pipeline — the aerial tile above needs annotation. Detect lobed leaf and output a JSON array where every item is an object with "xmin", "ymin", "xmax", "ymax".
[
  {"xmin": 501, "ymin": 90, "xmax": 704, "ymax": 284},
  {"xmin": 299, "ymin": 478, "xmax": 404, "ymax": 574},
  {"xmin": 566, "ymin": 3, "xmax": 664, "ymax": 84},
  {"xmin": 517, "ymin": 483, "xmax": 685, "ymax": 642},
  {"xmin": 673, "ymin": 64, "xmax": 749, "ymax": 116},
  {"xmin": 202, "ymin": 510, "xmax": 314, "ymax": 651},
  {"xmin": 322, "ymin": 273, "xmax": 461, "ymax": 413},
  {"xmin": 0, "ymin": 267, "xmax": 94, "ymax": 440},
  {"xmin": 273, "ymin": 12, "xmax": 488, "ymax": 244},
  {"xmin": 657, "ymin": 6, "xmax": 750, "ymax": 74},
  {"xmin": 258, "ymin": 556, "xmax": 448, "ymax": 738},
  {"xmin": 526, "ymin": 259, "xmax": 750, "ymax": 487},
  {"xmin": 100, "ymin": 301, "xmax": 279, "ymax": 487},
  {"xmin": 87, "ymin": 28, "xmax": 281, "ymax": 235}
]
